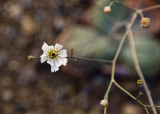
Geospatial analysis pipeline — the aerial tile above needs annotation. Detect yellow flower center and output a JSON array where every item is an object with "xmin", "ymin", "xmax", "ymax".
[{"xmin": 48, "ymin": 50, "xmax": 58, "ymax": 59}]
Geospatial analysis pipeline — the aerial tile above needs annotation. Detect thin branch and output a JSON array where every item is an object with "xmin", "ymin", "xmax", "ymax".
[
  {"xmin": 102, "ymin": 13, "xmax": 137, "ymax": 113},
  {"xmin": 113, "ymin": 13, "xmax": 137, "ymax": 62},
  {"xmin": 28, "ymin": 56, "xmax": 113, "ymax": 64},
  {"xmin": 113, "ymin": 80, "xmax": 145, "ymax": 106},
  {"xmin": 104, "ymin": 63, "xmax": 115, "ymax": 99},
  {"xmin": 128, "ymin": 30, "xmax": 157, "ymax": 114},
  {"xmin": 137, "ymin": 10, "xmax": 144, "ymax": 18},
  {"xmin": 145, "ymin": 105, "xmax": 160, "ymax": 108},
  {"xmin": 104, "ymin": 107, "xmax": 107, "ymax": 114},
  {"xmin": 142, "ymin": 5, "xmax": 160, "ymax": 12},
  {"xmin": 136, "ymin": 87, "xmax": 142, "ymax": 100},
  {"xmin": 67, "ymin": 56, "xmax": 113, "ymax": 64},
  {"xmin": 144, "ymin": 107, "xmax": 150, "ymax": 114}
]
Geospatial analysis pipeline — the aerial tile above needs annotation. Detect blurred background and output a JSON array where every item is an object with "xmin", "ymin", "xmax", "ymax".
[{"xmin": 0, "ymin": 0, "xmax": 160, "ymax": 114}]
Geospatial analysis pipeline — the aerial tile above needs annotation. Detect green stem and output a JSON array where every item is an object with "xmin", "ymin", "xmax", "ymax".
[
  {"xmin": 104, "ymin": 107, "xmax": 107, "ymax": 114},
  {"xmin": 145, "ymin": 105, "xmax": 160, "ymax": 108},
  {"xmin": 109, "ymin": 1, "xmax": 114, "ymax": 6},
  {"xmin": 113, "ymin": 80, "xmax": 145, "ymax": 107},
  {"xmin": 142, "ymin": 5, "xmax": 160, "ymax": 12},
  {"xmin": 104, "ymin": 63, "xmax": 115, "ymax": 99},
  {"xmin": 67, "ymin": 56, "xmax": 113, "ymax": 64},
  {"xmin": 128, "ymin": 30, "xmax": 157, "ymax": 114}
]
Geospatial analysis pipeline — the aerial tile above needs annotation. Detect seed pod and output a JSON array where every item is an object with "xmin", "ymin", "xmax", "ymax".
[{"xmin": 140, "ymin": 17, "xmax": 150, "ymax": 28}]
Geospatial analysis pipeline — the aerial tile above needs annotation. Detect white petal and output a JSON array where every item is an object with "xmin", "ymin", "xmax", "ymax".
[
  {"xmin": 55, "ymin": 43, "xmax": 63, "ymax": 51},
  {"xmin": 42, "ymin": 42, "xmax": 49, "ymax": 51},
  {"xmin": 58, "ymin": 49, "xmax": 67, "ymax": 57},
  {"xmin": 55, "ymin": 58, "xmax": 62, "ymax": 67},
  {"xmin": 47, "ymin": 58, "xmax": 54, "ymax": 66},
  {"xmin": 51, "ymin": 65, "xmax": 59, "ymax": 72},
  {"xmin": 54, "ymin": 66, "xmax": 59, "ymax": 72},
  {"xmin": 60, "ymin": 57, "xmax": 67, "ymax": 66},
  {"xmin": 48, "ymin": 45, "xmax": 54, "ymax": 50},
  {"xmin": 40, "ymin": 54, "xmax": 48, "ymax": 63}
]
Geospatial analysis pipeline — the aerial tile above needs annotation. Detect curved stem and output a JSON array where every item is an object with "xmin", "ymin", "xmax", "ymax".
[
  {"xmin": 113, "ymin": 13, "xmax": 137, "ymax": 62},
  {"xmin": 137, "ymin": 10, "xmax": 144, "ymax": 18},
  {"xmin": 145, "ymin": 105, "xmax": 160, "ymax": 108},
  {"xmin": 128, "ymin": 30, "xmax": 157, "ymax": 114}
]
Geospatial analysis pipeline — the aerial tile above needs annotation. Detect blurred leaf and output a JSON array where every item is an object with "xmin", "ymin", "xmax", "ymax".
[
  {"xmin": 66, "ymin": 26, "xmax": 117, "ymax": 60},
  {"xmin": 121, "ymin": 36, "xmax": 160, "ymax": 77}
]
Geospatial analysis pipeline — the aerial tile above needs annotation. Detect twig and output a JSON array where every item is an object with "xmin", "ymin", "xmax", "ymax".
[
  {"xmin": 104, "ymin": 63, "xmax": 115, "ymax": 99},
  {"xmin": 144, "ymin": 106, "xmax": 150, "ymax": 114},
  {"xmin": 67, "ymin": 56, "xmax": 113, "ymax": 64},
  {"xmin": 104, "ymin": 107, "xmax": 107, "ymax": 114},
  {"xmin": 145, "ymin": 105, "xmax": 160, "ymax": 108},
  {"xmin": 142, "ymin": 5, "xmax": 160, "ymax": 12},
  {"xmin": 113, "ymin": 80, "xmax": 150, "ymax": 114},
  {"xmin": 136, "ymin": 86, "xmax": 142, "ymax": 100},
  {"xmin": 102, "ymin": 12, "xmax": 137, "ymax": 112},
  {"xmin": 113, "ymin": 13, "xmax": 137, "ymax": 62},
  {"xmin": 128, "ymin": 29, "xmax": 157, "ymax": 114},
  {"xmin": 29, "ymin": 56, "xmax": 113, "ymax": 64},
  {"xmin": 113, "ymin": 80, "xmax": 137, "ymax": 101}
]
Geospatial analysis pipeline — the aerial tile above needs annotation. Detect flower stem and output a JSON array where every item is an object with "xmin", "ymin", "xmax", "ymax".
[
  {"xmin": 113, "ymin": 13, "xmax": 137, "ymax": 62},
  {"xmin": 142, "ymin": 5, "xmax": 160, "ymax": 12},
  {"xmin": 102, "ymin": 13, "xmax": 137, "ymax": 113},
  {"xmin": 104, "ymin": 107, "xmax": 107, "ymax": 114},
  {"xmin": 145, "ymin": 105, "xmax": 160, "ymax": 108},
  {"xmin": 104, "ymin": 63, "xmax": 115, "ymax": 99},
  {"xmin": 128, "ymin": 30, "xmax": 157, "ymax": 114},
  {"xmin": 67, "ymin": 56, "xmax": 113, "ymax": 64},
  {"xmin": 113, "ymin": 80, "xmax": 145, "ymax": 106}
]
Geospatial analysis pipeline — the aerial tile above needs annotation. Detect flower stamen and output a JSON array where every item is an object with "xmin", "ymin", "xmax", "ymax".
[{"xmin": 49, "ymin": 50, "xmax": 58, "ymax": 59}]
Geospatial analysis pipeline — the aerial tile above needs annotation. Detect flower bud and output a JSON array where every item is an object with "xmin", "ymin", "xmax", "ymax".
[
  {"xmin": 28, "ymin": 55, "xmax": 35, "ymax": 60},
  {"xmin": 100, "ymin": 99, "xmax": 108, "ymax": 107},
  {"xmin": 137, "ymin": 79, "xmax": 142, "ymax": 85},
  {"xmin": 140, "ymin": 17, "xmax": 150, "ymax": 28},
  {"xmin": 103, "ymin": 6, "xmax": 111, "ymax": 13},
  {"xmin": 137, "ymin": 79, "xmax": 143, "ymax": 87}
]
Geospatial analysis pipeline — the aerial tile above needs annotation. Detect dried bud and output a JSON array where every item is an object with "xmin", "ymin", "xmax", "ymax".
[
  {"xmin": 100, "ymin": 99, "xmax": 108, "ymax": 107},
  {"xmin": 103, "ymin": 6, "xmax": 111, "ymax": 13},
  {"xmin": 28, "ymin": 55, "xmax": 35, "ymax": 61},
  {"xmin": 140, "ymin": 17, "xmax": 150, "ymax": 28}
]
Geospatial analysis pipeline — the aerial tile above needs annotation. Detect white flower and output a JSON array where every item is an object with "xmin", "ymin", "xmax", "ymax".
[{"xmin": 40, "ymin": 42, "xmax": 67, "ymax": 72}]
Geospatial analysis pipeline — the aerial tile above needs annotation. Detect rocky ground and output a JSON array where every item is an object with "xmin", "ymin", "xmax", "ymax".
[{"xmin": 0, "ymin": 0, "xmax": 160, "ymax": 114}]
